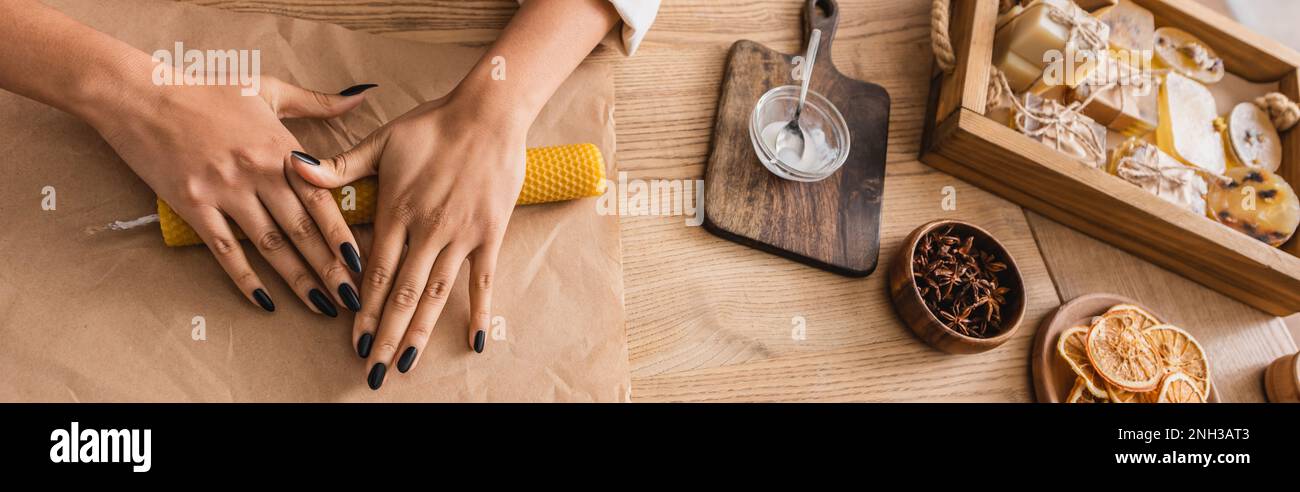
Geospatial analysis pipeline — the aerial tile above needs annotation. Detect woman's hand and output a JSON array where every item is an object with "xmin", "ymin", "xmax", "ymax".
[
  {"xmin": 292, "ymin": 95, "xmax": 527, "ymax": 388},
  {"xmin": 0, "ymin": 1, "xmax": 375, "ymax": 315},
  {"xmin": 84, "ymin": 71, "xmax": 376, "ymax": 316}
]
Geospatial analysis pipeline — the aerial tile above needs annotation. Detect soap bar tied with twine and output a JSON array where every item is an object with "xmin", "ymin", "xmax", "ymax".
[
  {"xmin": 993, "ymin": 67, "xmax": 1107, "ymax": 168},
  {"xmin": 1071, "ymin": 50, "xmax": 1158, "ymax": 136},
  {"xmin": 1110, "ymin": 138, "xmax": 1209, "ymax": 216}
]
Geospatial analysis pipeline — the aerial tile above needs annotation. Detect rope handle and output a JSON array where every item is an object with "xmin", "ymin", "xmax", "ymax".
[{"xmin": 932, "ymin": 0, "xmax": 1017, "ymax": 74}]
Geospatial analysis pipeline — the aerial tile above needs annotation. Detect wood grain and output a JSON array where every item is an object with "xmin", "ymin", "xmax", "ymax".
[
  {"xmin": 1027, "ymin": 213, "xmax": 1296, "ymax": 403},
  {"xmin": 703, "ymin": 0, "xmax": 891, "ymax": 276},
  {"xmin": 170, "ymin": 0, "xmax": 1298, "ymax": 402},
  {"xmin": 926, "ymin": 109, "xmax": 1300, "ymax": 315}
]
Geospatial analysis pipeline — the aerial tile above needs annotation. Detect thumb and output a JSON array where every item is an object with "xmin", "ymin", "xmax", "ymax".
[
  {"xmin": 272, "ymin": 79, "xmax": 376, "ymax": 119},
  {"xmin": 290, "ymin": 130, "xmax": 387, "ymax": 189}
]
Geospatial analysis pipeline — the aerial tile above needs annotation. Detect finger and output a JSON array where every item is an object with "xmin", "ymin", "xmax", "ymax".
[
  {"xmin": 467, "ymin": 241, "xmax": 502, "ymax": 354},
  {"xmin": 186, "ymin": 206, "xmax": 275, "ymax": 313},
  {"xmin": 365, "ymin": 238, "xmax": 443, "ymax": 391},
  {"xmin": 259, "ymin": 181, "xmax": 361, "ymax": 313},
  {"xmin": 227, "ymin": 200, "xmax": 337, "ymax": 318},
  {"xmin": 394, "ymin": 244, "xmax": 469, "ymax": 374},
  {"xmin": 290, "ymin": 130, "xmax": 387, "ymax": 189},
  {"xmin": 285, "ymin": 152, "xmax": 364, "ymax": 277},
  {"xmin": 353, "ymin": 215, "xmax": 406, "ymax": 365},
  {"xmin": 269, "ymin": 78, "xmax": 375, "ymax": 119}
]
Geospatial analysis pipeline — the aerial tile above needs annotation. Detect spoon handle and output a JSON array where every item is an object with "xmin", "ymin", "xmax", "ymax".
[{"xmin": 797, "ymin": 28, "xmax": 822, "ymax": 115}]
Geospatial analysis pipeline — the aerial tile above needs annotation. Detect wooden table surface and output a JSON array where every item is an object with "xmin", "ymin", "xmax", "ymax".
[{"xmin": 178, "ymin": 0, "xmax": 1299, "ymax": 402}]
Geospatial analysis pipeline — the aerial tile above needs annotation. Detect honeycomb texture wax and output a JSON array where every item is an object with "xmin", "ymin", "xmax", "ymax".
[{"xmin": 158, "ymin": 143, "xmax": 607, "ymax": 247}]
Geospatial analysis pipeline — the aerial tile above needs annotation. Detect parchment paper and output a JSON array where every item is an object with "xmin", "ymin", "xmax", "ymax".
[{"xmin": 0, "ymin": 0, "xmax": 629, "ymax": 402}]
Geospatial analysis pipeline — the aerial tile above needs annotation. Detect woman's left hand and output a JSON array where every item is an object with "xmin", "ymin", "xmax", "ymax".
[{"xmin": 292, "ymin": 94, "xmax": 527, "ymax": 389}]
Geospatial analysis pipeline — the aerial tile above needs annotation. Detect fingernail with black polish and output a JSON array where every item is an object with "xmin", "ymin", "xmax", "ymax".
[
  {"xmin": 340, "ymin": 242, "xmax": 362, "ymax": 274},
  {"xmin": 291, "ymin": 150, "xmax": 320, "ymax": 166},
  {"xmin": 338, "ymin": 283, "xmax": 361, "ymax": 312},
  {"xmin": 474, "ymin": 330, "xmax": 486, "ymax": 354},
  {"xmin": 309, "ymin": 289, "xmax": 338, "ymax": 318},
  {"xmin": 252, "ymin": 288, "xmax": 275, "ymax": 312},
  {"xmin": 397, "ymin": 347, "xmax": 417, "ymax": 373},
  {"xmin": 338, "ymin": 83, "xmax": 378, "ymax": 96},
  {"xmin": 367, "ymin": 363, "xmax": 386, "ymax": 390},
  {"xmin": 357, "ymin": 332, "xmax": 373, "ymax": 359}
]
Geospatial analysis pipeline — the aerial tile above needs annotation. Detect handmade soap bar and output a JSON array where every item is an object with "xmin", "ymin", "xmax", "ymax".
[
  {"xmin": 1014, "ymin": 92, "xmax": 1107, "ymax": 168},
  {"xmin": 1154, "ymin": 27, "xmax": 1224, "ymax": 84},
  {"xmin": 1224, "ymin": 102, "xmax": 1283, "ymax": 172},
  {"xmin": 993, "ymin": 0, "xmax": 1110, "ymax": 92},
  {"xmin": 1157, "ymin": 72, "xmax": 1226, "ymax": 175},
  {"xmin": 1094, "ymin": 1, "xmax": 1155, "ymax": 66},
  {"xmin": 1108, "ymin": 138, "xmax": 1207, "ymax": 215},
  {"xmin": 1071, "ymin": 51, "xmax": 1157, "ymax": 136},
  {"xmin": 1207, "ymin": 167, "xmax": 1300, "ymax": 246}
]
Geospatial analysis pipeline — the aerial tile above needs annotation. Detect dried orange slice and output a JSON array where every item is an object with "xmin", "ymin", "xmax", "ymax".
[
  {"xmin": 1087, "ymin": 312, "xmax": 1162, "ymax": 392},
  {"xmin": 1057, "ymin": 326, "xmax": 1108, "ymax": 398},
  {"xmin": 1144, "ymin": 324, "xmax": 1212, "ymax": 398},
  {"xmin": 1068, "ymin": 378, "xmax": 1108, "ymax": 403},
  {"xmin": 1156, "ymin": 372, "xmax": 1206, "ymax": 403},
  {"xmin": 1106, "ymin": 383, "xmax": 1155, "ymax": 403},
  {"xmin": 1103, "ymin": 304, "xmax": 1160, "ymax": 331}
]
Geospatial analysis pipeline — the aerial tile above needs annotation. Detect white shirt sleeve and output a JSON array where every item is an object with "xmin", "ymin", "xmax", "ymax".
[{"xmin": 517, "ymin": 0, "xmax": 660, "ymax": 55}]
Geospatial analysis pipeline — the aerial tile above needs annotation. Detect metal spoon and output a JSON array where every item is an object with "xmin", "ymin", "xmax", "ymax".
[{"xmin": 775, "ymin": 28, "xmax": 822, "ymax": 165}]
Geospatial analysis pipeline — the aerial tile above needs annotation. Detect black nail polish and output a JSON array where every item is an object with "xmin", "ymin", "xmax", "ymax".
[
  {"xmin": 474, "ymin": 330, "xmax": 486, "ymax": 354},
  {"xmin": 308, "ymin": 289, "xmax": 338, "ymax": 318},
  {"xmin": 338, "ymin": 283, "xmax": 361, "ymax": 312},
  {"xmin": 357, "ymin": 332, "xmax": 373, "ymax": 359},
  {"xmin": 397, "ymin": 347, "xmax": 417, "ymax": 373},
  {"xmin": 252, "ymin": 288, "xmax": 275, "ymax": 312},
  {"xmin": 340, "ymin": 242, "xmax": 362, "ymax": 273},
  {"xmin": 367, "ymin": 363, "xmax": 386, "ymax": 390},
  {"xmin": 291, "ymin": 150, "xmax": 320, "ymax": 166},
  {"xmin": 338, "ymin": 83, "xmax": 378, "ymax": 96}
]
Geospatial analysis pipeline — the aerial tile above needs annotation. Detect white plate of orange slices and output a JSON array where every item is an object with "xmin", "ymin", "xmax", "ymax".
[{"xmin": 1032, "ymin": 293, "xmax": 1215, "ymax": 403}]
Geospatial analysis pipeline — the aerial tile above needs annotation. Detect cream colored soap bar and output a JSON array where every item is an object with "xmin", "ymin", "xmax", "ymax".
[
  {"xmin": 993, "ymin": 0, "xmax": 1110, "ymax": 92},
  {"xmin": 1157, "ymin": 72, "xmax": 1226, "ymax": 175},
  {"xmin": 1094, "ymin": 1, "xmax": 1154, "ymax": 66},
  {"xmin": 1224, "ymin": 102, "xmax": 1282, "ymax": 172}
]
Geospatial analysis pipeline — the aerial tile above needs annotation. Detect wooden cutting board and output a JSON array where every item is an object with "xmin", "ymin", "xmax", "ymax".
[{"xmin": 703, "ymin": 0, "xmax": 890, "ymax": 277}]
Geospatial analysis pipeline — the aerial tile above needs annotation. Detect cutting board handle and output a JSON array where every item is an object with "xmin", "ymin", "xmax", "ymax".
[{"xmin": 803, "ymin": 0, "xmax": 839, "ymax": 66}]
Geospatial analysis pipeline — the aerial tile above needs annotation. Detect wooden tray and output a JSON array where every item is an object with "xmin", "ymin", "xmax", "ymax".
[
  {"xmin": 703, "ymin": 0, "xmax": 891, "ymax": 277},
  {"xmin": 920, "ymin": 0, "xmax": 1300, "ymax": 315},
  {"xmin": 1031, "ymin": 292, "xmax": 1219, "ymax": 402}
]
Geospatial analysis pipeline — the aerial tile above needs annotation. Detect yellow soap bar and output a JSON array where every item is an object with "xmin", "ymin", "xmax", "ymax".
[
  {"xmin": 1157, "ymin": 72, "xmax": 1226, "ymax": 175},
  {"xmin": 993, "ymin": 0, "xmax": 1110, "ymax": 92},
  {"xmin": 1207, "ymin": 167, "xmax": 1300, "ymax": 246},
  {"xmin": 158, "ymin": 143, "xmax": 608, "ymax": 247}
]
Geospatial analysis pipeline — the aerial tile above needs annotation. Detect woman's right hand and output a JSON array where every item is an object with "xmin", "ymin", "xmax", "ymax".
[{"xmin": 84, "ymin": 64, "xmax": 376, "ymax": 316}]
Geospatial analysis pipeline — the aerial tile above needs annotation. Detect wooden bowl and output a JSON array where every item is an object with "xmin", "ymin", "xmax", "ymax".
[
  {"xmin": 1032, "ymin": 293, "xmax": 1220, "ymax": 403},
  {"xmin": 1264, "ymin": 352, "xmax": 1300, "ymax": 403},
  {"xmin": 888, "ymin": 220, "xmax": 1025, "ymax": 354}
]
